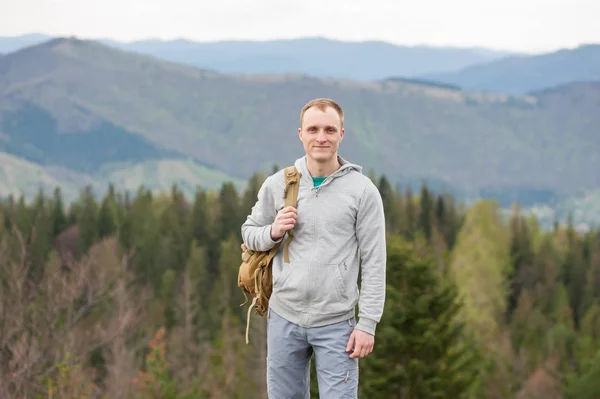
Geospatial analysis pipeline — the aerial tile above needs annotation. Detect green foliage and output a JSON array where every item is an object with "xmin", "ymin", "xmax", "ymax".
[
  {"xmin": 97, "ymin": 184, "xmax": 119, "ymax": 239},
  {"xmin": 449, "ymin": 200, "xmax": 511, "ymax": 344},
  {"xmin": 359, "ymin": 235, "xmax": 482, "ymax": 398},
  {"xmin": 205, "ymin": 308, "xmax": 256, "ymax": 398},
  {"xmin": 188, "ymin": 189, "xmax": 210, "ymax": 245},
  {"xmin": 76, "ymin": 186, "xmax": 99, "ymax": 255},
  {"xmin": 51, "ymin": 187, "xmax": 69, "ymax": 236},
  {"xmin": 38, "ymin": 352, "xmax": 105, "ymax": 399},
  {"xmin": 133, "ymin": 327, "xmax": 200, "ymax": 399},
  {"xmin": 1, "ymin": 167, "xmax": 599, "ymax": 398},
  {"xmin": 564, "ymin": 349, "xmax": 600, "ymax": 399},
  {"xmin": 217, "ymin": 182, "xmax": 242, "ymax": 242}
]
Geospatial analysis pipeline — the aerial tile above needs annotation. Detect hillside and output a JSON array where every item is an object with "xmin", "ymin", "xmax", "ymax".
[
  {"xmin": 422, "ymin": 44, "xmax": 600, "ymax": 94},
  {"xmin": 1, "ymin": 37, "xmax": 599, "ymax": 207},
  {"xmin": 0, "ymin": 34, "xmax": 515, "ymax": 81},
  {"xmin": 0, "ymin": 151, "xmax": 244, "ymax": 202},
  {"xmin": 0, "ymin": 152, "xmax": 84, "ymax": 200},
  {"xmin": 97, "ymin": 159, "xmax": 246, "ymax": 196}
]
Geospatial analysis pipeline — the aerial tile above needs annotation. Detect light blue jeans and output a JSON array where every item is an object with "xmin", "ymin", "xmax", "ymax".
[{"xmin": 266, "ymin": 308, "xmax": 359, "ymax": 398}]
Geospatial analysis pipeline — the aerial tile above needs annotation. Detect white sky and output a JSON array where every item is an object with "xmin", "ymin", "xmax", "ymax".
[{"xmin": 0, "ymin": 0, "xmax": 598, "ymax": 53}]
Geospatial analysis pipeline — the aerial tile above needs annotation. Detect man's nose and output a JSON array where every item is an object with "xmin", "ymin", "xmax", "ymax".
[{"xmin": 316, "ymin": 131, "xmax": 327, "ymax": 142}]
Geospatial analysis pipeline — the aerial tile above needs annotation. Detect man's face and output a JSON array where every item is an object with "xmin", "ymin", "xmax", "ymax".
[{"xmin": 298, "ymin": 106, "xmax": 344, "ymax": 164}]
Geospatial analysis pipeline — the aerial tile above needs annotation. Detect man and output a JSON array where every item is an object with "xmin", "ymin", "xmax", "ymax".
[{"xmin": 241, "ymin": 98, "xmax": 386, "ymax": 398}]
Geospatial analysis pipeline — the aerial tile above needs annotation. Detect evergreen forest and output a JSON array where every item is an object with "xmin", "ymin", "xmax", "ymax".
[{"xmin": 0, "ymin": 170, "xmax": 599, "ymax": 399}]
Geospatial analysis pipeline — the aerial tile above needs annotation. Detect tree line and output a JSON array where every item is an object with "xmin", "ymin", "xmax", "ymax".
[{"xmin": 0, "ymin": 170, "xmax": 598, "ymax": 398}]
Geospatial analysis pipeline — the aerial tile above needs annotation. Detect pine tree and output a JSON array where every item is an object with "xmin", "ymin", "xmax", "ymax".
[
  {"xmin": 188, "ymin": 188, "xmax": 210, "ymax": 246},
  {"xmin": 418, "ymin": 183, "xmax": 434, "ymax": 240},
  {"xmin": 123, "ymin": 188, "xmax": 163, "ymax": 290},
  {"xmin": 404, "ymin": 186, "xmax": 416, "ymax": 239},
  {"xmin": 359, "ymin": 235, "xmax": 482, "ymax": 398},
  {"xmin": 11, "ymin": 193, "xmax": 35, "ymax": 242},
  {"xmin": 378, "ymin": 175, "xmax": 398, "ymax": 234},
  {"xmin": 217, "ymin": 182, "xmax": 241, "ymax": 242},
  {"xmin": 51, "ymin": 187, "xmax": 68, "ymax": 237},
  {"xmin": 393, "ymin": 182, "xmax": 406, "ymax": 236},
  {"xmin": 76, "ymin": 186, "xmax": 100, "ymax": 256},
  {"xmin": 436, "ymin": 192, "xmax": 462, "ymax": 251},
  {"xmin": 562, "ymin": 218, "xmax": 588, "ymax": 326},
  {"xmin": 581, "ymin": 241, "xmax": 600, "ymax": 317},
  {"xmin": 240, "ymin": 172, "xmax": 266, "ymax": 220},
  {"xmin": 573, "ymin": 302, "xmax": 600, "ymax": 371},
  {"xmin": 28, "ymin": 189, "xmax": 54, "ymax": 279},
  {"xmin": 544, "ymin": 284, "xmax": 576, "ymax": 373},
  {"xmin": 564, "ymin": 349, "xmax": 600, "ymax": 399},
  {"xmin": 97, "ymin": 184, "xmax": 119, "ymax": 240},
  {"xmin": 507, "ymin": 206, "xmax": 535, "ymax": 318},
  {"xmin": 157, "ymin": 185, "xmax": 191, "ymax": 273}
]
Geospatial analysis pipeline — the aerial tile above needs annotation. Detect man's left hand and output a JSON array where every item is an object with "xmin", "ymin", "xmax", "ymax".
[{"xmin": 346, "ymin": 329, "xmax": 374, "ymax": 359}]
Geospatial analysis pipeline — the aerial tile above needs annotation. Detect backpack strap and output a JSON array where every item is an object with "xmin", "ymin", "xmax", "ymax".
[{"xmin": 282, "ymin": 166, "xmax": 300, "ymax": 263}]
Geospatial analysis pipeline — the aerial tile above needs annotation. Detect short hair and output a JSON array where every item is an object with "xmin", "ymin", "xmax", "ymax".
[{"xmin": 300, "ymin": 98, "xmax": 344, "ymax": 129}]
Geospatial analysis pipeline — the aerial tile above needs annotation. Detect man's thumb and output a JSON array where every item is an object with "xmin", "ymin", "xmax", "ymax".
[{"xmin": 346, "ymin": 331, "xmax": 355, "ymax": 352}]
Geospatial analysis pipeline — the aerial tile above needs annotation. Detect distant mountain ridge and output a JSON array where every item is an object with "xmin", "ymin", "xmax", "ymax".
[
  {"xmin": 0, "ymin": 33, "xmax": 516, "ymax": 81},
  {"xmin": 102, "ymin": 36, "xmax": 517, "ymax": 81},
  {"xmin": 2, "ymin": 34, "xmax": 598, "ymax": 96},
  {"xmin": 422, "ymin": 43, "xmax": 600, "ymax": 94}
]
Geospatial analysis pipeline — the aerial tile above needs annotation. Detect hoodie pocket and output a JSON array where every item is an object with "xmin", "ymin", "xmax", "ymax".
[
  {"xmin": 334, "ymin": 262, "xmax": 349, "ymax": 301},
  {"xmin": 272, "ymin": 261, "xmax": 309, "ymax": 306},
  {"xmin": 273, "ymin": 261, "xmax": 294, "ymax": 290},
  {"xmin": 310, "ymin": 262, "xmax": 350, "ymax": 312}
]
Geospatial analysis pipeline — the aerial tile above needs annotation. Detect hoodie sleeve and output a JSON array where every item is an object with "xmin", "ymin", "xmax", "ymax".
[
  {"xmin": 241, "ymin": 176, "xmax": 283, "ymax": 252},
  {"xmin": 354, "ymin": 180, "xmax": 387, "ymax": 336}
]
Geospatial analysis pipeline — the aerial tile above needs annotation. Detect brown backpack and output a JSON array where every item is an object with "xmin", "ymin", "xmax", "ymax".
[{"xmin": 238, "ymin": 166, "xmax": 301, "ymax": 344}]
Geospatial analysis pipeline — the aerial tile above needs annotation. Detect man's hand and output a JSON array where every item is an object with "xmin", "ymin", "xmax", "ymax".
[
  {"xmin": 346, "ymin": 329, "xmax": 374, "ymax": 359},
  {"xmin": 270, "ymin": 206, "xmax": 298, "ymax": 240}
]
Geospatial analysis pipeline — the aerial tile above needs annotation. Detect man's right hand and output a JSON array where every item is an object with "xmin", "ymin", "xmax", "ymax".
[{"xmin": 270, "ymin": 206, "xmax": 298, "ymax": 240}]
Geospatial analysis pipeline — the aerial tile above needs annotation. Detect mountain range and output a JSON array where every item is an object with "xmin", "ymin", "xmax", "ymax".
[
  {"xmin": 0, "ymin": 33, "xmax": 515, "ymax": 81},
  {"xmin": 2, "ymin": 34, "xmax": 599, "ymax": 95},
  {"xmin": 423, "ymin": 44, "xmax": 600, "ymax": 94},
  {"xmin": 0, "ymin": 36, "xmax": 599, "ymax": 227}
]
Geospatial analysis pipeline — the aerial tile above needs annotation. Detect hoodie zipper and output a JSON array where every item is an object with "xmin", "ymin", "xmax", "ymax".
[
  {"xmin": 312, "ymin": 167, "xmax": 350, "ymax": 197},
  {"xmin": 302, "ymin": 164, "xmax": 352, "ymax": 325}
]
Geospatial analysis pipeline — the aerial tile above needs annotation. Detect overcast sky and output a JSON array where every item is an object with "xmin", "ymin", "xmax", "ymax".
[{"xmin": 1, "ymin": 0, "xmax": 598, "ymax": 53}]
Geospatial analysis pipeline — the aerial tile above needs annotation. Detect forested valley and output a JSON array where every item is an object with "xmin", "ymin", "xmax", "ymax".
[{"xmin": 0, "ymin": 169, "xmax": 599, "ymax": 399}]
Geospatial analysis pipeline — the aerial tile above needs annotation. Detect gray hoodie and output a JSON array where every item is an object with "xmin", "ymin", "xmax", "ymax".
[{"xmin": 241, "ymin": 155, "xmax": 386, "ymax": 335}]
